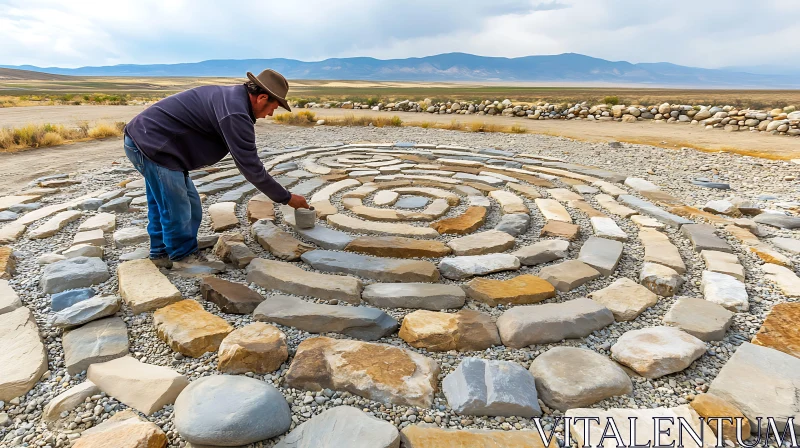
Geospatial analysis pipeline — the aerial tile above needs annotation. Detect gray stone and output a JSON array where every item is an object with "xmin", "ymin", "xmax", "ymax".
[
  {"xmin": 493, "ymin": 213, "xmax": 530, "ymax": 236},
  {"xmin": 708, "ymin": 343, "xmax": 800, "ymax": 434},
  {"xmin": 77, "ymin": 198, "xmax": 104, "ymax": 211},
  {"xmin": 537, "ymin": 260, "xmax": 601, "ymax": 292},
  {"xmin": 51, "ymin": 288, "xmax": 95, "ymax": 312},
  {"xmin": 197, "ymin": 235, "xmax": 219, "ymax": 249},
  {"xmin": 511, "ymin": 240, "xmax": 569, "ymax": 265},
  {"xmin": 0, "ymin": 211, "xmax": 18, "ymax": 222},
  {"xmin": 577, "ymin": 237, "xmax": 623, "ymax": 276},
  {"xmin": 41, "ymin": 257, "xmax": 110, "ymax": 294},
  {"xmin": 51, "ymin": 295, "xmax": 120, "ymax": 329},
  {"xmin": 442, "ymin": 357, "xmax": 541, "ymax": 417},
  {"xmin": 617, "ymin": 195, "xmax": 693, "ymax": 227},
  {"xmin": 195, "ymin": 175, "xmax": 247, "ymax": 195},
  {"xmin": 200, "ymin": 277, "xmax": 264, "ymax": 315},
  {"xmin": 290, "ymin": 178, "xmax": 327, "ymax": 197},
  {"xmin": 98, "ymin": 196, "xmax": 132, "ymax": 213},
  {"xmin": 479, "ymin": 148, "xmax": 514, "ymax": 157},
  {"xmin": 529, "ymin": 347, "xmax": 632, "ymax": 411},
  {"xmin": 701, "ymin": 270, "xmax": 749, "ymax": 312},
  {"xmin": 218, "ymin": 183, "xmax": 257, "ymax": 203},
  {"xmin": 63, "ymin": 317, "xmax": 129, "ymax": 374},
  {"xmin": 663, "ymin": 297, "xmax": 733, "ymax": 341},
  {"xmin": 496, "ymin": 298, "xmax": 614, "ymax": 348},
  {"xmin": 754, "ymin": 213, "xmax": 800, "ymax": 229},
  {"xmin": 63, "ymin": 244, "xmax": 103, "ymax": 259},
  {"xmin": 254, "ymin": 295, "xmax": 397, "ymax": 340},
  {"xmin": 771, "ymin": 237, "xmax": 800, "ymax": 255},
  {"xmin": 438, "ymin": 254, "xmax": 521, "ymax": 280},
  {"xmin": 282, "ymin": 205, "xmax": 354, "ymax": 250},
  {"xmin": 113, "ymin": 227, "xmax": 149, "ymax": 248},
  {"xmin": 7, "ymin": 202, "xmax": 41, "ymax": 213},
  {"xmin": 174, "ymin": 375, "xmax": 291, "ymax": 446},
  {"xmin": 362, "ymin": 283, "xmax": 465, "ymax": 310},
  {"xmin": 118, "ymin": 247, "xmax": 149, "ymax": 261},
  {"xmin": 275, "ymin": 406, "xmax": 400, "ymax": 448},
  {"xmin": 611, "ymin": 326, "xmax": 706, "ymax": 379},
  {"xmin": 395, "ymin": 196, "xmax": 429, "ymax": 209},
  {"xmin": 247, "ymin": 258, "xmax": 363, "ymax": 304},
  {"xmin": 97, "ymin": 189, "xmax": 124, "ymax": 201},
  {"xmin": 691, "ymin": 180, "xmax": 730, "ymax": 190},
  {"xmin": 301, "ymin": 250, "xmax": 439, "ymax": 283},
  {"xmin": 639, "ymin": 262, "xmax": 683, "ymax": 297},
  {"xmin": 681, "ymin": 224, "xmax": 732, "ymax": 253}
]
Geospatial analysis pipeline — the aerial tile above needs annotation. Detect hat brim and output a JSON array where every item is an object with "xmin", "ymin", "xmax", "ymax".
[{"xmin": 247, "ymin": 72, "xmax": 292, "ymax": 112}]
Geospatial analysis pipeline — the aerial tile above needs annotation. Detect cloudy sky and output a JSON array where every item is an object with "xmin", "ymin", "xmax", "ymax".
[{"xmin": 1, "ymin": 0, "xmax": 797, "ymax": 71}]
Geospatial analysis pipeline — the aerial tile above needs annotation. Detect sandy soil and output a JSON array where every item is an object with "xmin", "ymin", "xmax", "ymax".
[{"xmin": 0, "ymin": 105, "xmax": 146, "ymax": 128}]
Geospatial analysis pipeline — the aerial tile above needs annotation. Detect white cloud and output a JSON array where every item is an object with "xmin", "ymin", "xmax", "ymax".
[{"xmin": 0, "ymin": 0, "xmax": 798, "ymax": 70}]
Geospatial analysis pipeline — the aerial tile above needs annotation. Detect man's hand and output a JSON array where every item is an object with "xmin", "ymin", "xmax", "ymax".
[{"xmin": 287, "ymin": 194, "xmax": 310, "ymax": 209}]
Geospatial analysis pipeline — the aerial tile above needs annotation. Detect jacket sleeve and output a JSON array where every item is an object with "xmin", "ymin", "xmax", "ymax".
[{"xmin": 219, "ymin": 113, "xmax": 292, "ymax": 204}]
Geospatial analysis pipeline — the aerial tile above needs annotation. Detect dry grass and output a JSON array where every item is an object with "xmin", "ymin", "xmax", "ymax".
[
  {"xmin": 0, "ymin": 121, "xmax": 125, "ymax": 152},
  {"xmin": 273, "ymin": 110, "xmax": 318, "ymax": 125},
  {"xmin": 275, "ymin": 113, "xmax": 403, "ymax": 128}
]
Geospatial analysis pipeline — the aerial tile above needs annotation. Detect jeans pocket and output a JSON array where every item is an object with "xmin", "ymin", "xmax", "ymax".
[{"xmin": 124, "ymin": 141, "xmax": 145, "ymax": 173}]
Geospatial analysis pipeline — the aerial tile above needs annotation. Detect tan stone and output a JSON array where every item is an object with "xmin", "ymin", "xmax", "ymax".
[
  {"xmin": 400, "ymin": 425, "xmax": 557, "ymax": 448},
  {"xmin": 117, "ymin": 259, "xmax": 182, "ymax": 314},
  {"xmin": 218, "ymin": 322, "xmax": 288, "ymax": 374},
  {"xmin": 547, "ymin": 188, "xmax": 582, "ymax": 202},
  {"xmin": 208, "ymin": 201, "xmax": 238, "ymax": 232},
  {"xmin": 246, "ymin": 194, "xmax": 274, "ymax": 222},
  {"xmin": 286, "ymin": 337, "xmax": 439, "ymax": 407},
  {"xmin": 588, "ymin": 277, "xmax": 658, "ymax": 321},
  {"xmin": 465, "ymin": 275, "xmax": 556, "ymax": 306},
  {"xmin": 73, "ymin": 409, "xmax": 167, "ymax": 448},
  {"xmin": 752, "ymin": 302, "xmax": 800, "ymax": 359},
  {"xmin": 88, "ymin": 356, "xmax": 189, "ymax": 416},
  {"xmin": 446, "ymin": 230, "xmax": 515, "ymax": 256},
  {"xmin": 399, "ymin": 310, "xmax": 500, "ymax": 352},
  {"xmin": 0, "ymin": 307, "xmax": 48, "ymax": 402},
  {"xmin": 43, "ymin": 381, "xmax": 100, "ymax": 422},
  {"xmin": 535, "ymin": 198, "xmax": 572, "ymax": 222},
  {"xmin": 328, "ymin": 213, "xmax": 439, "ymax": 238},
  {"xmin": 345, "ymin": 236, "xmax": 451, "ymax": 258},
  {"xmin": 540, "ymin": 220, "xmax": 580, "ymax": 240},
  {"xmin": 507, "ymin": 182, "xmax": 542, "ymax": 200},
  {"xmin": 489, "ymin": 190, "xmax": 528, "ymax": 214},
  {"xmin": 690, "ymin": 394, "xmax": 750, "ymax": 442},
  {"xmin": 0, "ymin": 246, "xmax": 16, "ymax": 280},
  {"xmin": 639, "ymin": 228, "xmax": 686, "ymax": 274},
  {"xmin": 0, "ymin": 194, "xmax": 40, "ymax": 211},
  {"xmin": 394, "ymin": 187, "xmax": 460, "ymax": 205},
  {"xmin": 252, "ymin": 219, "xmax": 313, "ymax": 261},
  {"xmin": 28, "ymin": 210, "xmax": 82, "ymax": 239},
  {"xmin": 430, "ymin": 206, "xmax": 487, "ymax": 235},
  {"xmin": 310, "ymin": 200, "xmax": 339, "ymax": 218},
  {"xmin": 153, "ymin": 300, "xmax": 233, "ymax": 358},
  {"xmin": 0, "ymin": 222, "xmax": 26, "ymax": 244},
  {"xmin": 701, "ymin": 250, "xmax": 744, "ymax": 281},
  {"xmin": 78, "ymin": 213, "xmax": 116, "ymax": 232},
  {"xmin": 568, "ymin": 200, "xmax": 607, "ymax": 218},
  {"xmin": 762, "ymin": 263, "xmax": 800, "ymax": 297},
  {"xmin": 596, "ymin": 194, "xmax": 637, "ymax": 218}
]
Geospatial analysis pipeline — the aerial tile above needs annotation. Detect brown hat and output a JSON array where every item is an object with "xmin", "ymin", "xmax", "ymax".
[{"xmin": 246, "ymin": 69, "xmax": 291, "ymax": 112}]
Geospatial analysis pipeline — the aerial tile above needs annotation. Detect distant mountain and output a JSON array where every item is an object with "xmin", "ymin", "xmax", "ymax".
[
  {"xmin": 0, "ymin": 67, "xmax": 71, "ymax": 81},
  {"xmin": 2, "ymin": 53, "xmax": 795, "ymax": 87}
]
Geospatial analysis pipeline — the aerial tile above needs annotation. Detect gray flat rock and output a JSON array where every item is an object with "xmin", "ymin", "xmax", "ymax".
[
  {"xmin": 663, "ymin": 297, "xmax": 733, "ymax": 341},
  {"xmin": 98, "ymin": 196, "xmax": 132, "ymax": 213},
  {"xmin": 113, "ymin": 227, "xmax": 149, "ymax": 248},
  {"xmin": 41, "ymin": 257, "xmax": 110, "ymax": 294},
  {"xmin": 577, "ymin": 237, "xmax": 623, "ymax": 276},
  {"xmin": 442, "ymin": 357, "xmax": 541, "ymax": 417},
  {"xmin": 195, "ymin": 175, "xmax": 246, "ymax": 195},
  {"xmin": 438, "ymin": 254, "xmax": 521, "ymax": 280},
  {"xmin": 51, "ymin": 295, "xmax": 120, "ymax": 329},
  {"xmin": 771, "ymin": 237, "xmax": 800, "ymax": 255},
  {"xmin": 218, "ymin": 183, "xmax": 257, "ymax": 203},
  {"xmin": 51, "ymin": 288, "xmax": 96, "ymax": 312},
  {"xmin": 754, "ymin": 213, "xmax": 800, "ymax": 229},
  {"xmin": 275, "ymin": 406, "xmax": 400, "ymax": 448},
  {"xmin": 681, "ymin": 224, "xmax": 732, "ymax": 253},
  {"xmin": 301, "ymin": 250, "xmax": 439, "ymax": 283},
  {"xmin": 290, "ymin": 178, "xmax": 327, "ymax": 197},
  {"xmin": 511, "ymin": 240, "xmax": 569, "ymax": 265},
  {"xmin": 63, "ymin": 317, "xmax": 129, "ymax": 374},
  {"xmin": 246, "ymin": 258, "xmax": 363, "ymax": 304},
  {"xmin": 362, "ymin": 283, "xmax": 465, "ymax": 310},
  {"xmin": 0, "ymin": 211, "xmax": 19, "ymax": 222},
  {"xmin": 617, "ymin": 195, "xmax": 693, "ymax": 227},
  {"xmin": 493, "ymin": 213, "xmax": 530, "ymax": 236},
  {"xmin": 283, "ymin": 206, "xmax": 354, "ymax": 250},
  {"xmin": 395, "ymin": 196, "xmax": 429, "ymax": 209},
  {"xmin": 254, "ymin": 295, "xmax": 397, "ymax": 340}
]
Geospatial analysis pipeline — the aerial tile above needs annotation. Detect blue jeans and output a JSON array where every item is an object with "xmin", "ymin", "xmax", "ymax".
[{"xmin": 124, "ymin": 134, "xmax": 202, "ymax": 260}]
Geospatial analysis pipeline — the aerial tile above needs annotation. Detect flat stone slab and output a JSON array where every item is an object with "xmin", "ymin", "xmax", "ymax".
[
  {"xmin": 247, "ymin": 258, "xmax": 363, "ymax": 304},
  {"xmin": 771, "ymin": 237, "xmax": 800, "ymax": 255},
  {"xmin": 50, "ymin": 287, "xmax": 95, "ymax": 312},
  {"xmin": 708, "ymin": 343, "xmax": 800, "ymax": 434},
  {"xmin": 43, "ymin": 381, "xmax": 100, "ymax": 422},
  {"xmin": 372, "ymin": 190, "xmax": 399, "ymax": 206},
  {"xmin": 117, "ymin": 259, "xmax": 182, "ymax": 313},
  {"xmin": 28, "ymin": 210, "xmax": 82, "ymax": 239},
  {"xmin": 639, "ymin": 228, "xmax": 686, "ymax": 274},
  {"xmin": 763, "ymin": 263, "xmax": 800, "ymax": 297},
  {"xmin": 494, "ymin": 213, "xmax": 530, "ymax": 236},
  {"xmin": 578, "ymin": 237, "xmax": 623, "ymax": 276},
  {"xmin": 0, "ymin": 222, "xmax": 26, "ymax": 244},
  {"xmin": 464, "ymin": 274, "xmax": 555, "ymax": 306},
  {"xmin": 208, "ymin": 201, "xmax": 239, "ymax": 232},
  {"xmin": 174, "ymin": 375, "xmax": 291, "ymax": 446},
  {"xmin": 74, "ymin": 228, "xmax": 105, "ymax": 247},
  {"xmin": 631, "ymin": 214, "xmax": 666, "ymax": 229},
  {"xmin": 443, "ymin": 357, "xmax": 541, "ymax": 417},
  {"xmin": 0, "ymin": 279, "xmax": 21, "ymax": 314},
  {"xmin": 588, "ymin": 278, "xmax": 658, "ymax": 321},
  {"xmin": 252, "ymin": 219, "xmax": 314, "ymax": 261},
  {"xmin": 430, "ymin": 206, "xmax": 487, "ymax": 235},
  {"xmin": 663, "ymin": 297, "xmax": 733, "ymax": 341},
  {"xmin": 507, "ymin": 182, "xmax": 542, "ymax": 200},
  {"xmin": 286, "ymin": 337, "xmax": 439, "ymax": 407},
  {"xmin": 618, "ymin": 195, "xmax": 693, "ymax": 227},
  {"xmin": 752, "ymin": 302, "xmax": 800, "ymax": 359},
  {"xmin": 611, "ymin": 326, "xmax": 706, "ymax": 379},
  {"xmin": 590, "ymin": 217, "xmax": 627, "ymax": 241},
  {"xmin": 401, "ymin": 425, "xmax": 556, "ymax": 448},
  {"xmin": 595, "ymin": 194, "xmax": 640, "ymax": 219},
  {"xmin": 395, "ymin": 196, "xmax": 429, "ymax": 209},
  {"xmin": 529, "ymin": 347, "xmax": 632, "ymax": 411},
  {"xmin": 512, "ymin": 240, "xmax": 569, "ymax": 265},
  {"xmin": 153, "ymin": 299, "xmax": 233, "ymax": 357},
  {"xmin": 399, "ymin": 309, "xmax": 500, "ymax": 352},
  {"xmin": 538, "ymin": 260, "xmax": 601, "ymax": 292},
  {"xmin": 496, "ymin": 298, "xmax": 614, "ymax": 348},
  {"xmin": 540, "ymin": 220, "xmax": 580, "ymax": 240},
  {"xmin": 639, "ymin": 262, "xmax": 683, "ymax": 297},
  {"xmin": 254, "ymin": 294, "xmax": 397, "ymax": 340},
  {"xmin": 362, "ymin": 283, "xmax": 465, "ymax": 310},
  {"xmin": 113, "ymin": 227, "xmax": 149, "ymax": 248},
  {"xmin": 247, "ymin": 193, "xmax": 275, "ymax": 222},
  {"xmin": 275, "ymin": 406, "xmax": 400, "ymax": 448},
  {"xmin": 328, "ymin": 213, "xmax": 439, "ymax": 238},
  {"xmin": 200, "ymin": 277, "xmax": 264, "ymax": 314},
  {"xmin": 438, "ymin": 254, "xmax": 521, "ymax": 280},
  {"xmin": 41, "ymin": 256, "xmax": 110, "ymax": 294},
  {"xmin": 701, "ymin": 250, "xmax": 744, "ymax": 281},
  {"xmin": 301, "ymin": 250, "xmax": 439, "ymax": 283},
  {"xmin": 681, "ymin": 224, "xmax": 732, "ymax": 253},
  {"xmin": 51, "ymin": 295, "xmax": 120, "ymax": 329},
  {"xmin": 345, "ymin": 236, "xmax": 451, "ymax": 258},
  {"xmin": 78, "ymin": 213, "xmax": 116, "ymax": 232},
  {"xmin": 0, "ymin": 307, "xmax": 48, "ymax": 401},
  {"xmin": 63, "ymin": 317, "xmax": 129, "ymax": 374},
  {"xmin": 535, "ymin": 198, "xmax": 572, "ymax": 222},
  {"xmin": 701, "ymin": 270, "xmax": 748, "ymax": 312},
  {"xmin": 754, "ymin": 213, "xmax": 800, "ymax": 229},
  {"xmin": 488, "ymin": 190, "xmax": 528, "ymax": 214},
  {"xmin": 447, "ymin": 230, "xmax": 515, "ymax": 256}
]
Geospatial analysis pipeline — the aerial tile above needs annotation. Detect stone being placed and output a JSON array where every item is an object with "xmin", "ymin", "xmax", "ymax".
[
  {"xmin": 587, "ymin": 278, "xmax": 658, "ymax": 321},
  {"xmin": 117, "ymin": 259, "xmax": 182, "ymax": 313},
  {"xmin": 254, "ymin": 294, "xmax": 397, "ymax": 341},
  {"xmin": 496, "ymin": 298, "xmax": 614, "ymax": 348},
  {"xmin": 275, "ymin": 405, "xmax": 400, "ymax": 448},
  {"xmin": 153, "ymin": 299, "xmax": 233, "ymax": 357},
  {"xmin": 174, "ymin": 375, "xmax": 291, "ymax": 446},
  {"xmin": 577, "ymin": 237, "xmax": 623, "ymax": 276},
  {"xmin": 399, "ymin": 310, "xmax": 500, "ymax": 352},
  {"xmin": 252, "ymin": 219, "xmax": 314, "ymax": 261},
  {"xmin": 590, "ymin": 217, "xmax": 628, "ymax": 241},
  {"xmin": 438, "ymin": 254, "xmax": 521, "ymax": 280},
  {"xmin": 494, "ymin": 213, "xmax": 530, "ymax": 236},
  {"xmin": 302, "ymin": 250, "xmax": 439, "ymax": 283},
  {"xmin": 464, "ymin": 274, "xmax": 556, "ymax": 306},
  {"xmin": 639, "ymin": 262, "xmax": 683, "ymax": 297},
  {"xmin": 63, "ymin": 317, "xmax": 129, "ymax": 374},
  {"xmin": 247, "ymin": 258, "xmax": 363, "ymax": 304},
  {"xmin": 200, "ymin": 276, "xmax": 264, "ymax": 314},
  {"xmin": 751, "ymin": 302, "xmax": 800, "ymax": 359},
  {"xmin": 217, "ymin": 322, "xmax": 288, "ymax": 374},
  {"xmin": 442, "ymin": 357, "xmax": 541, "ymax": 417},
  {"xmin": 0, "ymin": 307, "xmax": 48, "ymax": 401},
  {"xmin": 285, "ymin": 337, "xmax": 439, "ymax": 407},
  {"xmin": 50, "ymin": 295, "xmax": 120, "ymax": 329},
  {"xmin": 611, "ymin": 326, "xmax": 706, "ymax": 379},
  {"xmin": 361, "ymin": 283, "xmax": 465, "ymax": 310},
  {"xmin": 512, "ymin": 240, "xmax": 569, "ymax": 265},
  {"xmin": 701, "ymin": 270, "xmax": 748, "ymax": 312},
  {"xmin": 41, "ymin": 257, "xmax": 110, "ymax": 294},
  {"xmin": 681, "ymin": 224, "xmax": 732, "ymax": 253},
  {"xmin": 663, "ymin": 297, "xmax": 734, "ymax": 342},
  {"xmin": 446, "ymin": 230, "xmax": 516, "ymax": 256},
  {"xmin": 529, "ymin": 347, "xmax": 633, "ymax": 411},
  {"xmin": 537, "ymin": 260, "xmax": 601, "ymax": 292}
]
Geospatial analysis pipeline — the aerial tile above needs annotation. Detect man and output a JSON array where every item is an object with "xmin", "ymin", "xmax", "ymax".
[{"xmin": 123, "ymin": 69, "xmax": 309, "ymax": 265}]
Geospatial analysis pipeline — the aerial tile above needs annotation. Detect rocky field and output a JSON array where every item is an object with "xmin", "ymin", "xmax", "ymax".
[{"xmin": 0, "ymin": 125, "xmax": 798, "ymax": 448}]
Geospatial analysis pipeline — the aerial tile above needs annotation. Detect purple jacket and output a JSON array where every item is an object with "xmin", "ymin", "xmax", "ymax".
[{"xmin": 125, "ymin": 84, "xmax": 292, "ymax": 204}]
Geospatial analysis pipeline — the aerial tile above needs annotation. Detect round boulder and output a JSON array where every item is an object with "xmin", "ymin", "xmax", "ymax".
[{"xmin": 174, "ymin": 375, "xmax": 291, "ymax": 446}]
